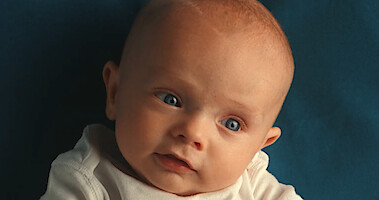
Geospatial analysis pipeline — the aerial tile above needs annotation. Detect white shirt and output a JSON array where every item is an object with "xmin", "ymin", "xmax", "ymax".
[{"xmin": 41, "ymin": 124, "xmax": 303, "ymax": 200}]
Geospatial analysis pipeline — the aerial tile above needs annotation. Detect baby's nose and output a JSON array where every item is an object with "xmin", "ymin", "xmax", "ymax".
[{"xmin": 171, "ymin": 112, "xmax": 211, "ymax": 151}]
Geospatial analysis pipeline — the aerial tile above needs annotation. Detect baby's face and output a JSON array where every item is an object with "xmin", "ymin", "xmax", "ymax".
[{"xmin": 104, "ymin": 9, "xmax": 291, "ymax": 196}]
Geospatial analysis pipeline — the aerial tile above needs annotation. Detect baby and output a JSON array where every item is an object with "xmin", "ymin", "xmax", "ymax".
[{"xmin": 41, "ymin": 0, "xmax": 302, "ymax": 199}]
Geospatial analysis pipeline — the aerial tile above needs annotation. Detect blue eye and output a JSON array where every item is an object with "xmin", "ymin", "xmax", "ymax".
[
  {"xmin": 221, "ymin": 118, "xmax": 241, "ymax": 131},
  {"xmin": 156, "ymin": 93, "xmax": 182, "ymax": 107}
]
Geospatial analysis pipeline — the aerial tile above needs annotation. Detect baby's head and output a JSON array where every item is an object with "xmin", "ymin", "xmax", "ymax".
[{"xmin": 103, "ymin": 0, "xmax": 294, "ymax": 196}]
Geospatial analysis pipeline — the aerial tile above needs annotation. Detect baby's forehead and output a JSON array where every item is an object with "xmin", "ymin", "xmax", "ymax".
[
  {"xmin": 123, "ymin": 0, "xmax": 292, "ymax": 62},
  {"xmin": 139, "ymin": 0, "xmax": 278, "ymax": 36},
  {"xmin": 120, "ymin": 0, "xmax": 294, "ymax": 94}
]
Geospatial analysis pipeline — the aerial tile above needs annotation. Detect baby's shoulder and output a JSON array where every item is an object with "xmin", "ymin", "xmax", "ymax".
[
  {"xmin": 246, "ymin": 150, "xmax": 269, "ymax": 174},
  {"xmin": 52, "ymin": 124, "xmax": 115, "ymax": 172},
  {"xmin": 41, "ymin": 124, "xmax": 116, "ymax": 199},
  {"xmin": 245, "ymin": 151, "xmax": 303, "ymax": 200}
]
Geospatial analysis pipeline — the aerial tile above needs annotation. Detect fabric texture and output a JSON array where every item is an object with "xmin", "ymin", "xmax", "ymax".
[{"xmin": 40, "ymin": 124, "xmax": 302, "ymax": 200}]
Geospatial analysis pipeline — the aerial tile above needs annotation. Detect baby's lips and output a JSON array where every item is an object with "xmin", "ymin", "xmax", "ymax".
[
  {"xmin": 159, "ymin": 152, "xmax": 197, "ymax": 171},
  {"xmin": 172, "ymin": 154, "xmax": 194, "ymax": 170}
]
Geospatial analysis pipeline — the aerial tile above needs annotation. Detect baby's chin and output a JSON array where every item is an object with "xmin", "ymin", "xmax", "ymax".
[
  {"xmin": 122, "ymin": 158, "xmax": 202, "ymax": 195},
  {"xmin": 157, "ymin": 184, "xmax": 207, "ymax": 197},
  {"xmin": 139, "ymin": 171, "xmax": 210, "ymax": 196},
  {"xmin": 147, "ymin": 175, "xmax": 201, "ymax": 196},
  {"xmin": 147, "ymin": 174, "xmax": 232, "ymax": 197}
]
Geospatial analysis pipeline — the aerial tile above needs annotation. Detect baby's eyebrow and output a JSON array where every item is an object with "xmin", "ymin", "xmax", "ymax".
[
  {"xmin": 152, "ymin": 72, "xmax": 262, "ymax": 119},
  {"xmin": 221, "ymin": 95, "xmax": 262, "ymax": 118},
  {"xmin": 152, "ymin": 71, "xmax": 198, "ymax": 91},
  {"xmin": 226, "ymin": 97, "xmax": 253, "ymax": 112}
]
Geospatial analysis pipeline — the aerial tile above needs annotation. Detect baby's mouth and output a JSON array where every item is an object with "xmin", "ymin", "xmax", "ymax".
[
  {"xmin": 154, "ymin": 153, "xmax": 196, "ymax": 172},
  {"xmin": 165, "ymin": 154, "xmax": 190, "ymax": 166}
]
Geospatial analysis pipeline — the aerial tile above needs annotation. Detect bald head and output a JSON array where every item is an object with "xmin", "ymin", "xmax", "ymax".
[
  {"xmin": 121, "ymin": 0, "xmax": 293, "ymax": 77},
  {"xmin": 125, "ymin": 2, "xmax": 291, "ymax": 53},
  {"xmin": 118, "ymin": 0, "xmax": 294, "ymax": 117}
]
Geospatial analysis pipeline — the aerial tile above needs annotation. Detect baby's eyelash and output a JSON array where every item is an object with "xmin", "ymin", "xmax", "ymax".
[
  {"xmin": 221, "ymin": 115, "xmax": 247, "ymax": 132},
  {"xmin": 153, "ymin": 88, "xmax": 183, "ymax": 107},
  {"xmin": 152, "ymin": 88, "xmax": 249, "ymax": 132},
  {"xmin": 155, "ymin": 92, "xmax": 182, "ymax": 107}
]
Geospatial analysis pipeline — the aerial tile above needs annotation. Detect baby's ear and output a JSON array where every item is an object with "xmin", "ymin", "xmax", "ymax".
[
  {"xmin": 103, "ymin": 61, "xmax": 119, "ymax": 120},
  {"xmin": 261, "ymin": 127, "xmax": 281, "ymax": 149}
]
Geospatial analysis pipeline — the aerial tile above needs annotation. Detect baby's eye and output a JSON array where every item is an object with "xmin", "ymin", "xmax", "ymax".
[
  {"xmin": 220, "ymin": 118, "xmax": 241, "ymax": 132},
  {"xmin": 155, "ymin": 92, "xmax": 182, "ymax": 107}
]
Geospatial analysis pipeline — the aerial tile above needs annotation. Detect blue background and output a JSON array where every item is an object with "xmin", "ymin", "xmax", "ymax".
[{"xmin": 1, "ymin": 0, "xmax": 378, "ymax": 199}]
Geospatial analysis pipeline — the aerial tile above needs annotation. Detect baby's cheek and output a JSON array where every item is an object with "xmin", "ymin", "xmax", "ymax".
[{"xmin": 129, "ymin": 107, "xmax": 167, "ymax": 145}]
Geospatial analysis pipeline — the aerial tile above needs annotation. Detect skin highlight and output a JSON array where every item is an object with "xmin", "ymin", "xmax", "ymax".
[{"xmin": 103, "ymin": 0, "xmax": 294, "ymax": 196}]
